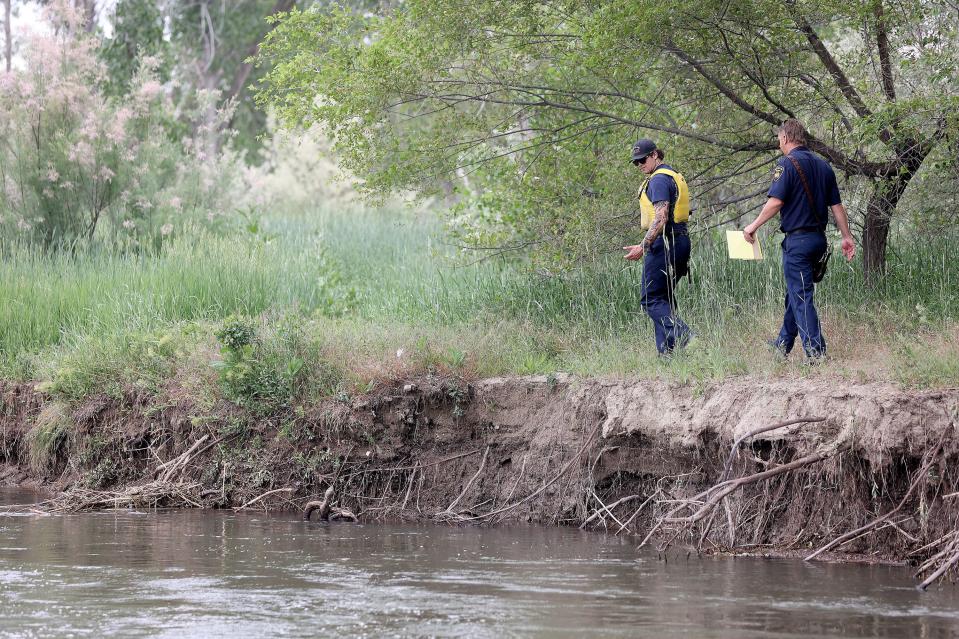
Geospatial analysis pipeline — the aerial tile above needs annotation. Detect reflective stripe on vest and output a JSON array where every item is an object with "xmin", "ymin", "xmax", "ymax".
[{"xmin": 638, "ymin": 168, "xmax": 691, "ymax": 229}]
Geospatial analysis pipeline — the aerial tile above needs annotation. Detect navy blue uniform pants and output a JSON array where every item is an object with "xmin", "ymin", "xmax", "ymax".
[
  {"xmin": 776, "ymin": 231, "xmax": 827, "ymax": 357},
  {"xmin": 641, "ymin": 232, "xmax": 692, "ymax": 354}
]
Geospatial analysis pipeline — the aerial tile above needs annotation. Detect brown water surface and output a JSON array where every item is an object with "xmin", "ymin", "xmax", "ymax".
[{"xmin": 1, "ymin": 487, "xmax": 957, "ymax": 638}]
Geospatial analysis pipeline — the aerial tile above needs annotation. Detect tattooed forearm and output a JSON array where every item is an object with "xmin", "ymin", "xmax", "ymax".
[{"xmin": 642, "ymin": 201, "xmax": 669, "ymax": 248}]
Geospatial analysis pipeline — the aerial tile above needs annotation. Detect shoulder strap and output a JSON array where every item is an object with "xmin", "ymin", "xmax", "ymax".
[
  {"xmin": 638, "ymin": 176, "xmax": 651, "ymax": 199},
  {"xmin": 785, "ymin": 154, "xmax": 822, "ymax": 224},
  {"xmin": 647, "ymin": 168, "xmax": 680, "ymax": 197},
  {"xmin": 651, "ymin": 168, "xmax": 679, "ymax": 179}
]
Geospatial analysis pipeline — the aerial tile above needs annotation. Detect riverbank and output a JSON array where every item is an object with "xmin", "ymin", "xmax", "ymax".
[{"xmin": 2, "ymin": 373, "xmax": 957, "ymax": 583}]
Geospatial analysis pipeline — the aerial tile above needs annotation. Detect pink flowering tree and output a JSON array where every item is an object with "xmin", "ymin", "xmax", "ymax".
[{"xmin": 0, "ymin": 2, "xmax": 243, "ymax": 250}]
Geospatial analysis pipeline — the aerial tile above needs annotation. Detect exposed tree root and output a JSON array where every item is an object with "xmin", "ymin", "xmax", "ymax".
[
  {"xmin": 806, "ymin": 429, "xmax": 948, "ymax": 562},
  {"xmin": 640, "ymin": 416, "xmax": 845, "ymax": 552},
  {"xmin": 438, "ymin": 445, "xmax": 490, "ymax": 518},
  {"xmin": 644, "ymin": 446, "xmax": 848, "ymax": 546},
  {"xmin": 461, "ymin": 420, "xmax": 603, "ymax": 524}
]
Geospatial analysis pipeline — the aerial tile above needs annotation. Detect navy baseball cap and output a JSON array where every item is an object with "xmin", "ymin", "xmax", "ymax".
[{"xmin": 631, "ymin": 138, "xmax": 657, "ymax": 164}]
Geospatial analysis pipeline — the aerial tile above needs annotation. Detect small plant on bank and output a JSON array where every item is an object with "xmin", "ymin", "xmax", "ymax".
[
  {"xmin": 445, "ymin": 379, "xmax": 469, "ymax": 420},
  {"xmin": 213, "ymin": 315, "xmax": 343, "ymax": 414},
  {"xmin": 213, "ymin": 316, "xmax": 283, "ymax": 412}
]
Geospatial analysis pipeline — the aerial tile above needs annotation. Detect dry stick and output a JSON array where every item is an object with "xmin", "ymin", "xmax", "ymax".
[
  {"xmin": 585, "ymin": 492, "xmax": 614, "ymax": 531},
  {"xmin": 488, "ymin": 453, "xmax": 529, "ymax": 526},
  {"xmin": 235, "ymin": 487, "xmax": 293, "ymax": 511},
  {"xmin": 415, "ymin": 465, "xmax": 426, "ymax": 512},
  {"xmin": 580, "ymin": 494, "xmax": 641, "ymax": 529},
  {"xmin": 918, "ymin": 547, "xmax": 959, "ymax": 591},
  {"xmin": 887, "ymin": 518, "xmax": 920, "ymax": 544},
  {"xmin": 400, "ymin": 466, "xmax": 419, "ymax": 511},
  {"xmin": 445, "ymin": 445, "xmax": 491, "ymax": 513},
  {"xmin": 805, "ymin": 431, "xmax": 946, "ymax": 562},
  {"xmin": 910, "ymin": 530, "xmax": 959, "ymax": 557},
  {"xmin": 463, "ymin": 420, "xmax": 603, "ymax": 522},
  {"xmin": 819, "ymin": 518, "xmax": 911, "ymax": 556},
  {"xmin": 502, "ymin": 453, "xmax": 528, "ymax": 504},
  {"xmin": 915, "ymin": 537, "xmax": 959, "ymax": 575},
  {"xmin": 191, "ymin": 431, "xmax": 239, "ymax": 462},
  {"xmin": 155, "ymin": 434, "xmax": 210, "ymax": 472},
  {"xmin": 157, "ymin": 434, "xmax": 211, "ymax": 482},
  {"xmin": 616, "ymin": 490, "xmax": 662, "ymax": 535},
  {"xmin": 699, "ymin": 507, "xmax": 720, "ymax": 550},
  {"xmin": 581, "ymin": 446, "xmax": 622, "ymax": 529},
  {"xmin": 724, "ymin": 497, "xmax": 737, "ymax": 547}
]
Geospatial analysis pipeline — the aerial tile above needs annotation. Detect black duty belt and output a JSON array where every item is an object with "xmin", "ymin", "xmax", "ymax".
[{"xmin": 784, "ymin": 227, "xmax": 825, "ymax": 237}]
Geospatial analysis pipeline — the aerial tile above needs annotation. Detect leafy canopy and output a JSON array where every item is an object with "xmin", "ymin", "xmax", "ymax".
[{"xmin": 257, "ymin": 0, "xmax": 959, "ymax": 265}]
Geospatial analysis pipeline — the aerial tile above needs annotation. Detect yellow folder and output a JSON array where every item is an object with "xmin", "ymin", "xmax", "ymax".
[{"xmin": 726, "ymin": 230, "xmax": 763, "ymax": 260}]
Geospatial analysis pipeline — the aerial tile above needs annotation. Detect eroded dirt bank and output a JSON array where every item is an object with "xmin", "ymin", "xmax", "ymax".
[{"xmin": 1, "ymin": 375, "xmax": 958, "ymax": 581}]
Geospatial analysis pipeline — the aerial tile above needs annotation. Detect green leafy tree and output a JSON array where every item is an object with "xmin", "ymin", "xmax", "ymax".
[
  {"xmin": 99, "ymin": 0, "xmax": 170, "ymax": 96},
  {"xmin": 98, "ymin": 0, "xmax": 300, "ymax": 156},
  {"xmin": 256, "ymin": 0, "xmax": 959, "ymax": 280}
]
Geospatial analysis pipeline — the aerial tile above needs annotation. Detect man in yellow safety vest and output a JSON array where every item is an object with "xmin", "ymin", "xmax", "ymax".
[{"xmin": 623, "ymin": 139, "xmax": 694, "ymax": 355}]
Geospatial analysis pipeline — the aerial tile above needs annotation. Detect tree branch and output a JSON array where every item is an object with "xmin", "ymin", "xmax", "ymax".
[
  {"xmin": 790, "ymin": 6, "xmax": 873, "ymax": 119},
  {"xmin": 403, "ymin": 89, "xmax": 776, "ymax": 152},
  {"xmin": 665, "ymin": 41, "xmax": 782, "ymax": 127},
  {"xmin": 874, "ymin": 0, "xmax": 896, "ymax": 102},
  {"xmin": 663, "ymin": 41, "xmax": 891, "ymax": 176}
]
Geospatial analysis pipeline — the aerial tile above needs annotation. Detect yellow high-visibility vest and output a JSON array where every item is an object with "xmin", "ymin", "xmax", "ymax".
[{"xmin": 638, "ymin": 168, "xmax": 690, "ymax": 229}]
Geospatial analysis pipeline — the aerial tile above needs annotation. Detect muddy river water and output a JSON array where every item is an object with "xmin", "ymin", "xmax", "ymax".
[{"xmin": 1, "ymin": 488, "xmax": 957, "ymax": 638}]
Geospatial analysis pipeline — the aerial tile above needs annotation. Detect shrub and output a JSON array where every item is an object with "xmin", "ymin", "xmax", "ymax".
[{"xmin": 0, "ymin": 2, "xmax": 245, "ymax": 251}]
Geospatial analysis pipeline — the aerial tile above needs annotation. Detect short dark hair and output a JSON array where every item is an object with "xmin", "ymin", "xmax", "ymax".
[
  {"xmin": 778, "ymin": 119, "xmax": 807, "ymax": 145},
  {"xmin": 654, "ymin": 149, "xmax": 665, "ymax": 161}
]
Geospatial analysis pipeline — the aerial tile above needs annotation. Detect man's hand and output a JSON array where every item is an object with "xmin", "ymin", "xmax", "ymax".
[
  {"xmin": 841, "ymin": 236, "xmax": 856, "ymax": 261},
  {"xmin": 743, "ymin": 224, "xmax": 757, "ymax": 244},
  {"xmin": 623, "ymin": 244, "xmax": 645, "ymax": 261}
]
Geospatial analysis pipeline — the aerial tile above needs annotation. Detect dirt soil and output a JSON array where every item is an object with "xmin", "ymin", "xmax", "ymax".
[{"xmin": 1, "ymin": 374, "xmax": 958, "ymax": 569}]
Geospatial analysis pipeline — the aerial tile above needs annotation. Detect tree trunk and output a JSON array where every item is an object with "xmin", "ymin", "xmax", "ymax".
[
  {"xmin": 73, "ymin": 0, "xmax": 96, "ymax": 33},
  {"xmin": 3, "ymin": 0, "xmax": 11, "ymax": 73},
  {"xmin": 223, "ymin": 0, "xmax": 296, "ymax": 130},
  {"xmin": 862, "ymin": 175, "xmax": 909, "ymax": 284}
]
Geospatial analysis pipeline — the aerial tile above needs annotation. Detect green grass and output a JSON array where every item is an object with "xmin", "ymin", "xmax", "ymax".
[{"xmin": 2, "ymin": 206, "xmax": 958, "ymax": 396}]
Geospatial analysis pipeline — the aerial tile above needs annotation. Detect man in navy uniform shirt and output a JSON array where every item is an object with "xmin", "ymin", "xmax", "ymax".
[
  {"xmin": 624, "ymin": 139, "xmax": 693, "ymax": 355},
  {"xmin": 743, "ymin": 119, "xmax": 856, "ymax": 361}
]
